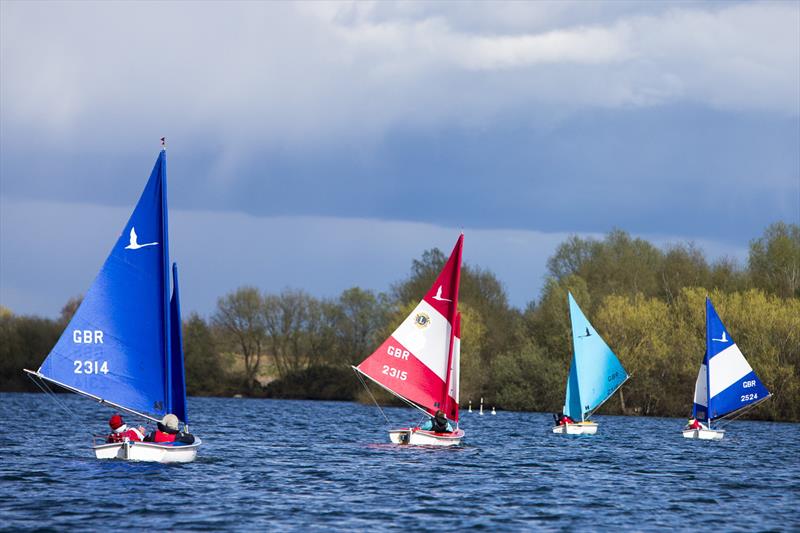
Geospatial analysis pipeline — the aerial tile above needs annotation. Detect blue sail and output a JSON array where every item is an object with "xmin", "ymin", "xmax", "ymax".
[
  {"xmin": 563, "ymin": 293, "xmax": 629, "ymax": 421},
  {"xmin": 169, "ymin": 263, "xmax": 188, "ymax": 424},
  {"xmin": 38, "ymin": 151, "xmax": 172, "ymax": 420},
  {"xmin": 699, "ymin": 298, "xmax": 769, "ymax": 422}
]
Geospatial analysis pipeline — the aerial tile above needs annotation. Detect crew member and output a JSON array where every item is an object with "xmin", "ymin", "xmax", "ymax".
[
  {"xmin": 106, "ymin": 414, "xmax": 145, "ymax": 443},
  {"xmin": 144, "ymin": 413, "xmax": 195, "ymax": 444}
]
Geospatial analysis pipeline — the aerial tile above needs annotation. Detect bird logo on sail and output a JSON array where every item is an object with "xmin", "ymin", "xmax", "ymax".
[
  {"xmin": 578, "ymin": 327, "xmax": 592, "ymax": 338},
  {"xmin": 712, "ymin": 331, "xmax": 728, "ymax": 343},
  {"xmin": 432, "ymin": 286, "xmax": 452, "ymax": 302},
  {"xmin": 124, "ymin": 227, "xmax": 159, "ymax": 250}
]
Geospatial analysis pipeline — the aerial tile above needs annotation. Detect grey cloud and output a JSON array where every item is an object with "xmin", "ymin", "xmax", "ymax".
[{"xmin": 1, "ymin": 197, "xmax": 748, "ymax": 318}]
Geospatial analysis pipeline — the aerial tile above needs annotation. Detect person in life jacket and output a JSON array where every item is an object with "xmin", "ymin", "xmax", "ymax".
[
  {"xmin": 686, "ymin": 417, "xmax": 704, "ymax": 430},
  {"xmin": 105, "ymin": 414, "xmax": 145, "ymax": 443},
  {"xmin": 144, "ymin": 413, "xmax": 195, "ymax": 444},
  {"xmin": 554, "ymin": 412, "xmax": 576, "ymax": 426},
  {"xmin": 420, "ymin": 410, "xmax": 454, "ymax": 433}
]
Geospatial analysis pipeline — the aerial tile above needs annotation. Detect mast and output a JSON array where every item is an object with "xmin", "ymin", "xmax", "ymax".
[
  {"xmin": 705, "ymin": 297, "xmax": 712, "ymax": 428},
  {"xmin": 442, "ymin": 233, "xmax": 463, "ymax": 420},
  {"xmin": 160, "ymin": 147, "xmax": 173, "ymax": 414},
  {"xmin": 566, "ymin": 293, "xmax": 583, "ymax": 422}
]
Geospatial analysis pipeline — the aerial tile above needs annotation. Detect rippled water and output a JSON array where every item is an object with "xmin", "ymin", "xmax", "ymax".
[{"xmin": 1, "ymin": 393, "xmax": 798, "ymax": 531}]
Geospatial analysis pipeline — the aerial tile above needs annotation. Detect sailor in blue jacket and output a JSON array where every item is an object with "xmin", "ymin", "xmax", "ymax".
[{"xmin": 420, "ymin": 410, "xmax": 454, "ymax": 433}]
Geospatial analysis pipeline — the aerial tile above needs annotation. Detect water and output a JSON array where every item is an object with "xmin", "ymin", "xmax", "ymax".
[{"xmin": 1, "ymin": 393, "xmax": 798, "ymax": 531}]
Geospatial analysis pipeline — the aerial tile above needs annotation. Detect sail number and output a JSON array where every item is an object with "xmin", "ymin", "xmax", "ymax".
[
  {"xmin": 74, "ymin": 361, "xmax": 109, "ymax": 374},
  {"xmin": 741, "ymin": 393, "xmax": 758, "ymax": 402},
  {"xmin": 382, "ymin": 365, "xmax": 408, "ymax": 381}
]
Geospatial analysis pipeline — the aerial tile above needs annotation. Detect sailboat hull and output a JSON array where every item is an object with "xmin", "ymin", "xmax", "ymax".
[
  {"xmin": 389, "ymin": 428, "xmax": 465, "ymax": 446},
  {"xmin": 552, "ymin": 422, "xmax": 598, "ymax": 435},
  {"xmin": 682, "ymin": 428, "xmax": 724, "ymax": 440},
  {"xmin": 93, "ymin": 438, "xmax": 202, "ymax": 463}
]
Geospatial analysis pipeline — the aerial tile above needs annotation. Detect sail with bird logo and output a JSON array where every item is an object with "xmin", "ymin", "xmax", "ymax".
[
  {"xmin": 555, "ymin": 293, "xmax": 629, "ymax": 435},
  {"xmin": 25, "ymin": 147, "xmax": 199, "ymax": 461},
  {"xmin": 354, "ymin": 235, "xmax": 464, "ymax": 445},
  {"xmin": 684, "ymin": 297, "xmax": 771, "ymax": 440}
]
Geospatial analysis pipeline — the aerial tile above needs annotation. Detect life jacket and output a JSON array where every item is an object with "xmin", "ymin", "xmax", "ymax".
[
  {"xmin": 106, "ymin": 425, "xmax": 143, "ymax": 443},
  {"xmin": 153, "ymin": 430, "xmax": 176, "ymax": 443}
]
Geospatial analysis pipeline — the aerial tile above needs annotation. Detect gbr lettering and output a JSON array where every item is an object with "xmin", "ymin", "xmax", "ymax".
[
  {"xmin": 73, "ymin": 330, "xmax": 104, "ymax": 344},
  {"xmin": 386, "ymin": 346, "xmax": 410, "ymax": 360}
]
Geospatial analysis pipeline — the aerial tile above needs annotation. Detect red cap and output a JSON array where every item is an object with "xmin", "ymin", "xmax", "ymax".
[{"xmin": 109, "ymin": 414, "xmax": 124, "ymax": 430}]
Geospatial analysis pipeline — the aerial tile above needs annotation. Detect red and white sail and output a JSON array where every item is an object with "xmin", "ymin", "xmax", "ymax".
[{"xmin": 356, "ymin": 234, "xmax": 463, "ymax": 422}]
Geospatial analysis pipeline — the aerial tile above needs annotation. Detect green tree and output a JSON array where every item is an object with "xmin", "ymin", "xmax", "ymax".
[
  {"xmin": 183, "ymin": 313, "xmax": 229, "ymax": 395},
  {"xmin": 748, "ymin": 222, "xmax": 800, "ymax": 298},
  {"xmin": 327, "ymin": 287, "xmax": 388, "ymax": 366}
]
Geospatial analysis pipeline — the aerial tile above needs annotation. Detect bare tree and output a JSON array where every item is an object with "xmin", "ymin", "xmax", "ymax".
[{"xmin": 211, "ymin": 287, "xmax": 267, "ymax": 392}]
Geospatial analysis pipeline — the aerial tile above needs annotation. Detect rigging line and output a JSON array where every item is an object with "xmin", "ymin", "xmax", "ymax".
[
  {"xmin": 351, "ymin": 365, "xmax": 431, "ymax": 419},
  {"xmin": 352, "ymin": 366, "xmax": 390, "ymax": 425},
  {"xmin": 26, "ymin": 372, "xmax": 95, "ymax": 439}
]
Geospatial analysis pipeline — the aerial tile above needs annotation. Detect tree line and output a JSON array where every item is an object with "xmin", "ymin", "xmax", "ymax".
[{"xmin": 2, "ymin": 222, "xmax": 798, "ymax": 421}]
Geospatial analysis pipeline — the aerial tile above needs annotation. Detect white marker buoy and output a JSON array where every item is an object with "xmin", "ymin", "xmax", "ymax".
[
  {"xmin": 491, "ymin": 407, "xmax": 496, "ymax": 415},
  {"xmin": 468, "ymin": 401, "xmax": 472, "ymax": 413},
  {"xmin": 479, "ymin": 397, "xmax": 484, "ymax": 416}
]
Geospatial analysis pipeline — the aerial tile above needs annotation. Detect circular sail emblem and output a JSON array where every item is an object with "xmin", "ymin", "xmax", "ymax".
[{"xmin": 414, "ymin": 312, "xmax": 431, "ymax": 329}]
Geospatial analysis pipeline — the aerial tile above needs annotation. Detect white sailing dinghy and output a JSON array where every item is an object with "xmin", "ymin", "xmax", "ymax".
[
  {"xmin": 354, "ymin": 234, "xmax": 465, "ymax": 446},
  {"xmin": 553, "ymin": 293, "xmax": 629, "ymax": 435},
  {"xmin": 25, "ymin": 146, "xmax": 201, "ymax": 462},
  {"xmin": 683, "ymin": 297, "xmax": 771, "ymax": 440}
]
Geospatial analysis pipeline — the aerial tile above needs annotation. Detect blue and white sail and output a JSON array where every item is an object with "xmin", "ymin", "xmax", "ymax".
[
  {"xmin": 692, "ymin": 298, "xmax": 770, "ymax": 423},
  {"xmin": 563, "ymin": 293, "xmax": 629, "ymax": 422},
  {"xmin": 33, "ymin": 150, "xmax": 188, "ymax": 423}
]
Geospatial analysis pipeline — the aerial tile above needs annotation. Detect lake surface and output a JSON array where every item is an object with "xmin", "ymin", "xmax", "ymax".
[{"xmin": 1, "ymin": 393, "xmax": 798, "ymax": 531}]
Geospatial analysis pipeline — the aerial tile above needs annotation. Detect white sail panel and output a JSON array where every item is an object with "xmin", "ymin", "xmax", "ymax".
[
  {"xmin": 391, "ymin": 299, "xmax": 451, "ymax": 383},
  {"xmin": 708, "ymin": 344, "xmax": 755, "ymax": 398},
  {"xmin": 449, "ymin": 335, "xmax": 460, "ymax": 403},
  {"xmin": 693, "ymin": 363, "xmax": 708, "ymax": 408}
]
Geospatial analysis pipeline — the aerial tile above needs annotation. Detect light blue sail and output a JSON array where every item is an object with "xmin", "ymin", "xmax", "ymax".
[
  {"xmin": 563, "ymin": 293, "xmax": 629, "ymax": 421},
  {"xmin": 692, "ymin": 298, "xmax": 769, "ymax": 423},
  {"xmin": 38, "ymin": 150, "xmax": 185, "ymax": 422}
]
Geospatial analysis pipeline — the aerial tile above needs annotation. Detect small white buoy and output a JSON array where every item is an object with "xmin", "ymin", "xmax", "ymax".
[
  {"xmin": 479, "ymin": 397, "xmax": 484, "ymax": 416},
  {"xmin": 491, "ymin": 407, "xmax": 496, "ymax": 415},
  {"xmin": 468, "ymin": 400, "xmax": 472, "ymax": 413}
]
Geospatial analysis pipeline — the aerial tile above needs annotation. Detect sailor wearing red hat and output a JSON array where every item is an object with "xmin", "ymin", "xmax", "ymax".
[{"xmin": 106, "ymin": 414, "xmax": 145, "ymax": 443}]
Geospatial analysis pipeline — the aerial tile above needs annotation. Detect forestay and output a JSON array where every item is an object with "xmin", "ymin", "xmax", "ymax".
[
  {"xmin": 563, "ymin": 293, "xmax": 628, "ymax": 422},
  {"xmin": 692, "ymin": 297, "xmax": 770, "ymax": 422},
  {"xmin": 34, "ymin": 151, "xmax": 187, "ymax": 423},
  {"xmin": 356, "ymin": 235, "xmax": 463, "ymax": 422}
]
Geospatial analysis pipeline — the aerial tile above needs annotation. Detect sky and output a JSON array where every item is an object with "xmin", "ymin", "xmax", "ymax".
[{"xmin": 1, "ymin": 1, "xmax": 799, "ymax": 317}]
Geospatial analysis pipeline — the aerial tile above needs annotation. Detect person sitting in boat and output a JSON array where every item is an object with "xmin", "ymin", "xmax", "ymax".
[
  {"xmin": 686, "ymin": 417, "xmax": 705, "ymax": 430},
  {"xmin": 106, "ymin": 414, "xmax": 145, "ymax": 443},
  {"xmin": 144, "ymin": 413, "xmax": 195, "ymax": 444},
  {"xmin": 554, "ymin": 412, "xmax": 576, "ymax": 426},
  {"xmin": 419, "ymin": 410, "xmax": 454, "ymax": 433}
]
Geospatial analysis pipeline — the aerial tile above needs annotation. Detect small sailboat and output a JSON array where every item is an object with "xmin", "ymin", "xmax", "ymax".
[
  {"xmin": 553, "ymin": 293, "xmax": 629, "ymax": 435},
  {"xmin": 24, "ymin": 145, "xmax": 201, "ymax": 462},
  {"xmin": 353, "ymin": 235, "xmax": 465, "ymax": 446},
  {"xmin": 683, "ymin": 297, "xmax": 771, "ymax": 440}
]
